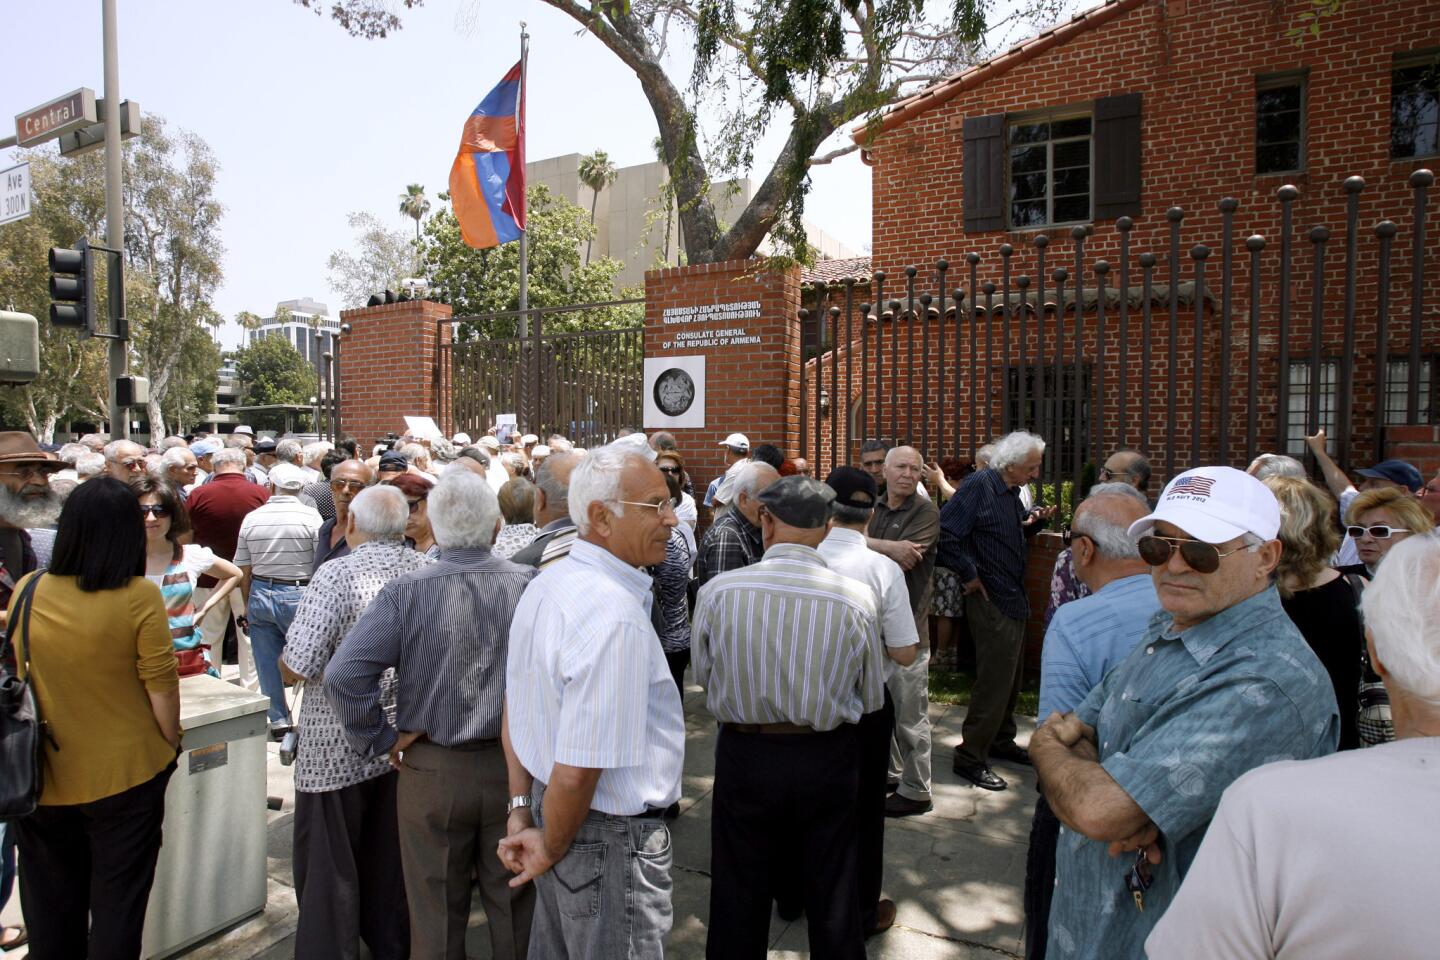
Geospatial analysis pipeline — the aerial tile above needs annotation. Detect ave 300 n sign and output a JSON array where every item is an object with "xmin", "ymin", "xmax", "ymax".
[{"xmin": 1, "ymin": 163, "xmax": 31, "ymax": 227}]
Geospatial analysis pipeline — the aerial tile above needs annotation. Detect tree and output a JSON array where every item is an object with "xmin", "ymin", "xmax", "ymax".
[
  {"xmin": 417, "ymin": 183, "xmax": 641, "ymax": 340},
  {"xmin": 576, "ymin": 150, "xmax": 618, "ymax": 264},
  {"xmin": 398, "ymin": 183, "xmax": 430, "ymax": 241},
  {"xmin": 233, "ymin": 333, "xmax": 316, "ymax": 432},
  {"xmin": 327, "ymin": 211, "xmax": 417, "ymax": 308}
]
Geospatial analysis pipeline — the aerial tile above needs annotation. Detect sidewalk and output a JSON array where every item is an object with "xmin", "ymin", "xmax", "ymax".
[{"xmin": 4, "ymin": 687, "xmax": 1036, "ymax": 959}]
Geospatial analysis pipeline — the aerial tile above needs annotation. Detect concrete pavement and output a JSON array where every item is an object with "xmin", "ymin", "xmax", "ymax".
[{"xmin": 3, "ymin": 682, "xmax": 1037, "ymax": 959}]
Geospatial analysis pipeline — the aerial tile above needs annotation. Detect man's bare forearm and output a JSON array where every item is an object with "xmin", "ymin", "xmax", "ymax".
[
  {"xmin": 540, "ymin": 763, "xmax": 603, "ymax": 863},
  {"xmin": 1032, "ymin": 724, "xmax": 1149, "ymax": 843}
]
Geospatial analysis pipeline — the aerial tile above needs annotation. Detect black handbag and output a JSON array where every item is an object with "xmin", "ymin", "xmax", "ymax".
[{"xmin": 0, "ymin": 572, "xmax": 50, "ymax": 819}]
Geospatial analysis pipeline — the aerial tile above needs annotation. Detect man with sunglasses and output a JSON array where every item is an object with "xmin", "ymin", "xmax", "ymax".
[
  {"xmin": 1032, "ymin": 466, "xmax": 1339, "ymax": 960},
  {"xmin": 102, "ymin": 438, "xmax": 148, "ymax": 483},
  {"xmin": 312, "ymin": 460, "xmax": 376, "ymax": 573}
]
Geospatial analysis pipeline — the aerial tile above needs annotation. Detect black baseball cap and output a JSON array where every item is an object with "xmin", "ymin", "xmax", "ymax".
[{"xmin": 825, "ymin": 466, "xmax": 879, "ymax": 510}]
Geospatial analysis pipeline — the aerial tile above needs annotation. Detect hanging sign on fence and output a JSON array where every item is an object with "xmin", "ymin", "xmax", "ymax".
[{"xmin": 644, "ymin": 355, "xmax": 705, "ymax": 429}]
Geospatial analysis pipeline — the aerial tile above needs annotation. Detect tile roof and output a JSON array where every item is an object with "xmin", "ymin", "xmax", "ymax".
[{"xmin": 800, "ymin": 256, "xmax": 873, "ymax": 286}]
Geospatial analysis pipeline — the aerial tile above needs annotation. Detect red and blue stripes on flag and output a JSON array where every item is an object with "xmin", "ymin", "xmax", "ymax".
[{"xmin": 449, "ymin": 61, "xmax": 526, "ymax": 249}]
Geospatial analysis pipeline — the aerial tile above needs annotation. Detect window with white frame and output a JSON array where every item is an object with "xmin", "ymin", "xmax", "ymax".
[
  {"xmin": 1007, "ymin": 114, "xmax": 1092, "ymax": 228},
  {"xmin": 1285, "ymin": 358, "xmax": 1434, "ymax": 456}
]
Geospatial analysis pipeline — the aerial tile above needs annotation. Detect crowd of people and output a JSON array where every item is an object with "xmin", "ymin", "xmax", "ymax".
[{"xmin": 0, "ymin": 418, "xmax": 1436, "ymax": 960}]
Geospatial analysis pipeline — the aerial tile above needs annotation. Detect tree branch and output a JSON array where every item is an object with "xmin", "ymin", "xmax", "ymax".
[{"xmin": 807, "ymin": 141, "xmax": 863, "ymax": 166}]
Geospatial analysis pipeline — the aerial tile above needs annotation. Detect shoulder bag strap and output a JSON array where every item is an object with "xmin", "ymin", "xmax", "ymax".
[{"xmin": 2, "ymin": 572, "xmax": 43, "ymax": 672}]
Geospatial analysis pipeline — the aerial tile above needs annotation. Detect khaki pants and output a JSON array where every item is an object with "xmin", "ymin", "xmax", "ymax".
[
  {"xmin": 953, "ymin": 592, "xmax": 1026, "ymax": 769},
  {"xmin": 888, "ymin": 645, "xmax": 933, "ymax": 802},
  {"xmin": 193, "ymin": 586, "xmax": 257, "ymax": 691}
]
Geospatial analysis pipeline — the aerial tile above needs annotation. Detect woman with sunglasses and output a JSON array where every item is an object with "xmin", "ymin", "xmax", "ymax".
[
  {"xmin": 1340, "ymin": 486, "xmax": 1434, "ymax": 578},
  {"xmin": 655, "ymin": 450, "xmax": 697, "ymax": 531},
  {"xmin": 383, "ymin": 472, "xmax": 439, "ymax": 558},
  {"xmin": 1263, "ymin": 477, "xmax": 1362, "ymax": 750},
  {"xmin": 135, "ymin": 476, "xmax": 244, "ymax": 677}
]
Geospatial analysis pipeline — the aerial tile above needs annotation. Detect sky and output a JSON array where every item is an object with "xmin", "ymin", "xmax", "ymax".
[{"xmin": 5, "ymin": 0, "xmax": 1072, "ymax": 351}]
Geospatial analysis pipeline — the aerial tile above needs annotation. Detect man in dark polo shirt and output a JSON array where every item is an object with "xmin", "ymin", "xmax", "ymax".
[
  {"xmin": 311, "ymin": 460, "xmax": 375, "ymax": 573},
  {"xmin": 866, "ymin": 445, "xmax": 940, "ymax": 817},
  {"xmin": 188, "ymin": 447, "xmax": 269, "ymax": 689}
]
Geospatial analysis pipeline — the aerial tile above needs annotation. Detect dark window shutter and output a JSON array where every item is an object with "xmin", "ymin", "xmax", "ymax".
[
  {"xmin": 963, "ymin": 114, "xmax": 1006, "ymax": 233},
  {"xmin": 1093, "ymin": 93, "xmax": 1142, "ymax": 220}
]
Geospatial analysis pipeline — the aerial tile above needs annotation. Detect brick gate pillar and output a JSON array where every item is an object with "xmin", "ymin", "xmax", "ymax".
[
  {"xmin": 338, "ymin": 299, "xmax": 452, "ymax": 446},
  {"xmin": 644, "ymin": 260, "xmax": 803, "ymax": 498}
]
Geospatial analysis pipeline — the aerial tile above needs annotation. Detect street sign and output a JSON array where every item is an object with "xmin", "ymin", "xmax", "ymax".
[
  {"xmin": 1, "ymin": 162, "xmax": 31, "ymax": 226},
  {"xmin": 15, "ymin": 88, "xmax": 97, "ymax": 147},
  {"xmin": 57, "ymin": 99, "xmax": 142, "ymax": 157}
]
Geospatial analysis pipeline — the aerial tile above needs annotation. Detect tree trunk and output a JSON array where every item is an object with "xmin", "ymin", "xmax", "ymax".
[{"xmin": 586, "ymin": 191, "xmax": 598, "ymax": 265}]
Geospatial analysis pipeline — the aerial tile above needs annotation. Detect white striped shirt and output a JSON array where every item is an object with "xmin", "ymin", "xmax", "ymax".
[
  {"xmin": 692, "ymin": 543, "xmax": 886, "ymax": 730},
  {"xmin": 816, "ymin": 526, "xmax": 921, "ymax": 682},
  {"xmin": 506, "ymin": 538, "xmax": 685, "ymax": 816},
  {"xmin": 233, "ymin": 496, "xmax": 323, "ymax": 579}
]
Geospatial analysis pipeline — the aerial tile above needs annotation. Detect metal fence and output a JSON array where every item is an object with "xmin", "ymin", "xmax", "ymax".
[
  {"xmin": 440, "ymin": 300, "xmax": 644, "ymax": 448},
  {"xmin": 799, "ymin": 169, "xmax": 1436, "ymax": 507}
]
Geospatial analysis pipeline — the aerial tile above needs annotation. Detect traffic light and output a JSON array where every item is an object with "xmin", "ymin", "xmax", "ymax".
[{"xmin": 48, "ymin": 238, "xmax": 95, "ymax": 334}]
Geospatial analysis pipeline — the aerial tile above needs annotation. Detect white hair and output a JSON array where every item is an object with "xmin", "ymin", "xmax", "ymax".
[
  {"xmin": 1073, "ymin": 483, "xmax": 1150, "ymax": 559},
  {"xmin": 1361, "ymin": 533, "xmax": 1440, "ymax": 706},
  {"xmin": 275, "ymin": 438, "xmax": 303, "ymax": 464},
  {"xmin": 102, "ymin": 438, "xmax": 144, "ymax": 462},
  {"xmin": 57, "ymin": 443, "xmax": 86, "ymax": 465},
  {"xmin": 429, "ymin": 437, "xmax": 457, "ymax": 463},
  {"xmin": 976, "ymin": 443, "xmax": 997, "ymax": 469},
  {"xmin": 301, "ymin": 441, "xmax": 331, "ymax": 467},
  {"xmin": 568, "ymin": 443, "xmax": 652, "ymax": 535},
  {"xmin": 75, "ymin": 452, "xmax": 105, "ymax": 480},
  {"xmin": 733, "ymin": 461, "xmax": 779, "ymax": 502},
  {"xmin": 548, "ymin": 435, "xmax": 574, "ymax": 453},
  {"xmin": 990, "ymin": 431, "xmax": 1046, "ymax": 472},
  {"xmin": 225, "ymin": 433, "xmax": 251, "ymax": 449},
  {"xmin": 160, "ymin": 435, "xmax": 189, "ymax": 450},
  {"xmin": 1248, "ymin": 453, "xmax": 1306, "ymax": 480},
  {"xmin": 160, "ymin": 446, "xmax": 196, "ymax": 469},
  {"xmin": 347, "ymin": 484, "xmax": 408, "ymax": 540},
  {"xmin": 211, "ymin": 448, "xmax": 248, "ymax": 471},
  {"xmin": 428, "ymin": 470, "xmax": 502, "ymax": 549}
]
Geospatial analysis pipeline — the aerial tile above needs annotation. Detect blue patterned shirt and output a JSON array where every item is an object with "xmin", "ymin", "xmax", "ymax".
[{"xmin": 1047, "ymin": 586, "xmax": 1339, "ymax": 960}]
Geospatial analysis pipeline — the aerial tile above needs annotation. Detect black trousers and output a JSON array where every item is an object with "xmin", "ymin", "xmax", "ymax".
[
  {"xmin": 16, "ymin": 761, "xmax": 175, "ymax": 960},
  {"xmin": 708, "ymin": 725, "xmax": 864, "ymax": 960},
  {"xmin": 856, "ymin": 689, "xmax": 895, "ymax": 933},
  {"xmin": 665, "ymin": 648, "xmax": 690, "ymax": 699},
  {"xmin": 1023, "ymin": 793, "xmax": 1061, "ymax": 960},
  {"xmin": 293, "ymin": 772, "xmax": 410, "ymax": 960}
]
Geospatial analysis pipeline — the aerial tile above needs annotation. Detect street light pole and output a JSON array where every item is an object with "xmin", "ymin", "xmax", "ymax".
[{"xmin": 102, "ymin": 0, "xmax": 129, "ymax": 438}]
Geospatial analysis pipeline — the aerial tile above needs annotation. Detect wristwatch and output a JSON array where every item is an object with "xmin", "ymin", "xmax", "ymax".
[{"xmin": 506, "ymin": 794, "xmax": 532, "ymax": 815}]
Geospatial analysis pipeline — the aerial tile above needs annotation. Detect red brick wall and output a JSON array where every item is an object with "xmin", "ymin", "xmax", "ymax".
[
  {"xmin": 1386, "ymin": 423, "xmax": 1440, "ymax": 478},
  {"xmin": 644, "ymin": 260, "xmax": 803, "ymax": 495},
  {"xmin": 337, "ymin": 300, "xmax": 452, "ymax": 447},
  {"xmin": 860, "ymin": 0, "xmax": 1440, "ymax": 482}
]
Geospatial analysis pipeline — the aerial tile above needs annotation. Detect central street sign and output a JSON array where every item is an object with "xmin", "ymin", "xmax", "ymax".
[
  {"xmin": 0, "ymin": 162, "xmax": 31, "ymax": 227},
  {"xmin": 15, "ymin": 88, "xmax": 97, "ymax": 147}
]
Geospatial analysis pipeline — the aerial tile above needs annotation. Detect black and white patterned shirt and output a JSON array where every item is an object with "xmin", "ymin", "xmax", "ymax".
[{"xmin": 281, "ymin": 538, "xmax": 434, "ymax": 793}]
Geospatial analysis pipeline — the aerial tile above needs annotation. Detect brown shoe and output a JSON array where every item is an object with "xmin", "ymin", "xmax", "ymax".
[{"xmin": 866, "ymin": 899, "xmax": 897, "ymax": 938}]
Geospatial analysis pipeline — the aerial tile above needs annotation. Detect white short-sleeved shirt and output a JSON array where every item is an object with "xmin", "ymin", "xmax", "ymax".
[
  {"xmin": 816, "ymin": 526, "xmax": 920, "ymax": 681},
  {"xmin": 506, "ymin": 538, "xmax": 685, "ymax": 815},
  {"xmin": 144, "ymin": 543, "xmax": 216, "ymax": 592}
]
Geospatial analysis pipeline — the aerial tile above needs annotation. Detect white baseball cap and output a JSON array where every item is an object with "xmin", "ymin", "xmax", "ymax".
[
  {"xmin": 268, "ymin": 462, "xmax": 308, "ymax": 491},
  {"xmin": 531, "ymin": 444, "xmax": 551, "ymax": 457},
  {"xmin": 452, "ymin": 432, "xmax": 472, "ymax": 446},
  {"xmin": 520, "ymin": 434, "xmax": 539, "ymax": 445},
  {"xmin": 233, "ymin": 425, "xmax": 255, "ymax": 436},
  {"xmin": 478, "ymin": 436, "xmax": 501, "ymax": 451},
  {"xmin": 719, "ymin": 432, "xmax": 750, "ymax": 451},
  {"xmin": 613, "ymin": 432, "xmax": 658, "ymax": 461},
  {"xmin": 1127, "ymin": 466, "xmax": 1280, "ymax": 545}
]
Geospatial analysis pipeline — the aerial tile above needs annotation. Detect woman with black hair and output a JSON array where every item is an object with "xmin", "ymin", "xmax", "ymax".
[{"xmin": 10, "ymin": 476, "xmax": 181, "ymax": 960}]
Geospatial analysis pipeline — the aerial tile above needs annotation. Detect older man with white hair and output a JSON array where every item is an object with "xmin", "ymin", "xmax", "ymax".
[
  {"xmin": 102, "ymin": 438, "xmax": 148, "ymax": 483},
  {"xmin": 327, "ymin": 471, "xmax": 538, "ymax": 960},
  {"xmin": 1147, "ymin": 531, "xmax": 1440, "ymax": 959},
  {"xmin": 696, "ymin": 460, "xmax": 780, "ymax": 586},
  {"xmin": 500, "ymin": 442, "xmax": 685, "ymax": 959},
  {"xmin": 160, "ymin": 446, "xmax": 200, "ymax": 498},
  {"xmin": 939, "ymin": 430, "xmax": 1056, "ymax": 792},
  {"xmin": 281, "ymin": 485, "xmax": 432, "ymax": 960}
]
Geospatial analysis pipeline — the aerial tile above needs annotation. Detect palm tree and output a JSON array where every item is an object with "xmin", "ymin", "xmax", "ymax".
[
  {"xmin": 576, "ymin": 150, "xmax": 617, "ymax": 264},
  {"xmin": 398, "ymin": 183, "xmax": 430, "ymax": 242},
  {"xmin": 234, "ymin": 311, "xmax": 264, "ymax": 348}
]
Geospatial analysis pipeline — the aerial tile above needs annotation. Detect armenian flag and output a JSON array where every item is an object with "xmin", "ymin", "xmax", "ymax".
[{"xmin": 449, "ymin": 61, "xmax": 526, "ymax": 249}]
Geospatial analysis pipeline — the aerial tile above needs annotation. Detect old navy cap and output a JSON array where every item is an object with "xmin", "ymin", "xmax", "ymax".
[
  {"xmin": 756, "ymin": 475, "xmax": 834, "ymax": 529},
  {"xmin": 824, "ymin": 466, "xmax": 878, "ymax": 510},
  {"xmin": 377, "ymin": 451, "xmax": 408, "ymax": 472},
  {"xmin": 719, "ymin": 433, "xmax": 750, "ymax": 451},
  {"xmin": 1128, "ymin": 466, "xmax": 1280, "ymax": 545},
  {"xmin": 1356, "ymin": 459, "xmax": 1423, "ymax": 492},
  {"xmin": 254, "ymin": 438, "xmax": 278, "ymax": 453}
]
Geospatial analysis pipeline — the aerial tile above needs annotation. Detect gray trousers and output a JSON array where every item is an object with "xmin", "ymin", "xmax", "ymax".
[
  {"xmin": 887, "ymin": 646, "xmax": 934, "ymax": 801},
  {"xmin": 953, "ymin": 592, "xmax": 1027, "ymax": 768},
  {"xmin": 529, "ymin": 782, "xmax": 673, "ymax": 959},
  {"xmin": 397, "ymin": 740, "xmax": 535, "ymax": 960}
]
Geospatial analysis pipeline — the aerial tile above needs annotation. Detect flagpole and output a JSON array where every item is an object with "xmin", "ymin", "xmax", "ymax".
[{"xmin": 517, "ymin": 23, "xmax": 530, "ymax": 336}]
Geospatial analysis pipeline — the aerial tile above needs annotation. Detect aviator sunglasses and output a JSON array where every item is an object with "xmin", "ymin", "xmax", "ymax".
[{"xmin": 1136, "ymin": 535, "xmax": 1247, "ymax": 574}]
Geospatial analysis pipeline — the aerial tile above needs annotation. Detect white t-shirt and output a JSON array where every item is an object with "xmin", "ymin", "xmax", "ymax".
[
  {"xmin": 675, "ymin": 492, "xmax": 697, "ymax": 529},
  {"xmin": 1147, "ymin": 737, "xmax": 1440, "ymax": 960},
  {"xmin": 145, "ymin": 543, "xmax": 217, "ymax": 591}
]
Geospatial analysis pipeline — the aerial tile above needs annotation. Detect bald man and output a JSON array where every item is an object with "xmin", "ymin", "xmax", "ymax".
[{"xmin": 1024, "ymin": 482, "xmax": 1160, "ymax": 960}]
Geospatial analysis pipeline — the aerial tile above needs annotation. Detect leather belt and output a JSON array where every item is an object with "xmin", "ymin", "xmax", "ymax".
[
  {"xmin": 253, "ymin": 575, "xmax": 310, "ymax": 587},
  {"xmin": 724, "ymin": 721, "xmax": 817, "ymax": 735}
]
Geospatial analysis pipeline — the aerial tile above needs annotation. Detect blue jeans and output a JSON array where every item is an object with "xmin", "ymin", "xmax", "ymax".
[{"xmin": 248, "ymin": 578, "xmax": 303, "ymax": 723}]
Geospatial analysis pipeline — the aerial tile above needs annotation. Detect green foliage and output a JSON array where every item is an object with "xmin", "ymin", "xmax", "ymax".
[
  {"xmin": 233, "ymin": 334, "xmax": 317, "ymax": 432},
  {"xmin": 327, "ymin": 211, "xmax": 417, "ymax": 308},
  {"xmin": 1287, "ymin": 0, "xmax": 1346, "ymax": 42},
  {"xmin": 929, "ymin": 667, "xmax": 1040, "ymax": 717},
  {"xmin": 417, "ymin": 184, "xmax": 642, "ymax": 341}
]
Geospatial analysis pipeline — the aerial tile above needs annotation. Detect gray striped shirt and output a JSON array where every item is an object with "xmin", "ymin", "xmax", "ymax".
[
  {"xmin": 325, "ymin": 546, "xmax": 536, "ymax": 759},
  {"xmin": 507, "ymin": 538, "xmax": 686, "ymax": 816},
  {"xmin": 692, "ymin": 543, "xmax": 886, "ymax": 731},
  {"xmin": 233, "ymin": 496, "xmax": 323, "ymax": 579}
]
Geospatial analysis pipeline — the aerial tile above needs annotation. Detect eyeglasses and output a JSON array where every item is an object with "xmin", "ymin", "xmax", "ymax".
[
  {"xmin": 405, "ymin": 499, "xmax": 425, "ymax": 514},
  {"xmin": 1098, "ymin": 467, "xmax": 1134, "ymax": 482},
  {"xmin": 1346, "ymin": 524, "xmax": 1411, "ymax": 540},
  {"xmin": 117, "ymin": 457, "xmax": 146, "ymax": 470},
  {"xmin": 657, "ymin": 465, "xmax": 682, "ymax": 475},
  {"xmin": 330, "ymin": 479, "xmax": 368, "ymax": 493},
  {"xmin": 615, "ymin": 499, "xmax": 677, "ymax": 518},
  {"xmin": 140, "ymin": 504, "xmax": 172, "ymax": 519},
  {"xmin": 1137, "ymin": 535, "xmax": 1247, "ymax": 574},
  {"xmin": 0, "ymin": 465, "xmax": 55, "ymax": 481},
  {"xmin": 1124, "ymin": 847, "xmax": 1154, "ymax": 912},
  {"xmin": 1061, "ymin": 529, "xmax": 1089, "ymax": 548}
]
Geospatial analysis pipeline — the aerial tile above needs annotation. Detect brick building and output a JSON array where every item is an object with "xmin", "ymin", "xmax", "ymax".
[{"xmin": 811, "ymin": 0, "xmax": 1440, "ymax": 485}]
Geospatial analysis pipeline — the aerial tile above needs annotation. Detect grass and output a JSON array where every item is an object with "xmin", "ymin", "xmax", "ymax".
[{"xmin": 928, "ymin": 666, "xmax": 1041, "ymax": 718}]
